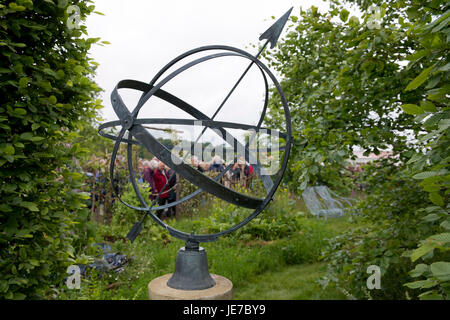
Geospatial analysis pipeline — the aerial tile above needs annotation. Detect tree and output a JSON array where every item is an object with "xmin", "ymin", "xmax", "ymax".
[
  {"xmin": 395, "ymin": 1, "xmax": 449, "ymax": 300},
  {"xmin": 264, "ymin": 0, "xmax": 448, "ymax": 299},
  {"xmin": 264, "ymin": 2, "xmax": 425, "ymax": 191},
  {"xmin": 0, "ymin": 0, "xmax": 103, "ymax": 299}
]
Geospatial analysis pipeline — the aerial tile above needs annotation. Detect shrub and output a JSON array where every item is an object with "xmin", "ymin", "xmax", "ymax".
[{"xmin": 321, "ymin": 166, "xmax": 434, "ymax": 299}]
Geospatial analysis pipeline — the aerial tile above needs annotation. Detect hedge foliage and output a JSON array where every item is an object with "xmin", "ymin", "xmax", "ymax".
[{"xmin": 0, "ymin": 0, "xmax": 103, "ymax": 299}]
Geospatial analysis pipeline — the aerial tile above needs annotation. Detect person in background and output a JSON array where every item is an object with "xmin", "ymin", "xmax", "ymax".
[
  {"xmin": 229, "ymin": 161, "xmax": 241, "ymax": 184},
  {"xmin": 239, "ymin": 157, "xmax": 251, "ymax": 188},
  {"xmin": 246, "ymin": 161, "xmax": 254, "ymax": 189},
  {"xmin": 224, "ymin": 161, "xmax": 233, "ymax": 188},
  {"xmin": 143, "ymin": 160, "xmax": 158, "ymax": 200},
  {"xmin": 229, "ymin": 157, "xmax": 250, "ymax": 188},
  {"xmin": 209, "ymin": 155, "xmax": 224, "ymax": 173},
  {"xmin": 153, "ymin": 161, "xmax": 169, "ymax": 219},
  {"xmin": 191, "ymin": 155, "xmax": 205, "ymax": 173},
  {"xmin": 199, "ymin": 161, "xmax": 210, "ymax": 172},
  {"xmin": 165, "ymin": 163, "xmax": 177, "ymax": 218},
  {"xmin": 137, "ymin": 160, "xmax": 144, "ymax": 184}
]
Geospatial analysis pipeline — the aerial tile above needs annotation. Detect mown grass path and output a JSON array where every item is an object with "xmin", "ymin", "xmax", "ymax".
[{"xmin": 234, "ymin": 263, "xmax": 346, "ymax": 300}]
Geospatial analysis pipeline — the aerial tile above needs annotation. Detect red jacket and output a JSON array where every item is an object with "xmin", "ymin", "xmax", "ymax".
[{"xmin": 153, "ymin": 169, "xmax": 169, "ymax": 199}]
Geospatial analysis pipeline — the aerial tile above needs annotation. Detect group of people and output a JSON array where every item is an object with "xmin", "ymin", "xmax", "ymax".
[
  {"xmin": 191, "ymin": 155, "xmax": 254, "ymax": 189},
  {"xmin": 137, "ymin": 158, "xmax": 177, "ymax": 219},
  {"xmin": 137, "ymin": 155, "xmax": 255, "ymax": 219},
  {"xmin": 189, "ymin": 155, "xmax": 254, "ymax": 189}
]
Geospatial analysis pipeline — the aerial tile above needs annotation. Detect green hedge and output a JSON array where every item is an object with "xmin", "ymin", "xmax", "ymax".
[{"xmin": 0, "ymin": 0, "xmax": 102, "ymax": 299}]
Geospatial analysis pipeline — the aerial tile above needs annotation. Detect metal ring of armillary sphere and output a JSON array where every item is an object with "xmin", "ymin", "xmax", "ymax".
[{"xmin": 99, "ymin": 10, "xmax": 293, "ymax": 245}]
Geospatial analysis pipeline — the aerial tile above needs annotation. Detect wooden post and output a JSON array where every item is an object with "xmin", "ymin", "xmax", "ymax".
[
  {"xmin": 175, "ymin": 173, "xmax": 180, "ymax": 218},
  {"xmin": 106, "ymin": 192, "xmax": 112, "ymax": 225},
  {"xmin": 91, "ymin": 180, "xmax": 96, "ymax": 219}
]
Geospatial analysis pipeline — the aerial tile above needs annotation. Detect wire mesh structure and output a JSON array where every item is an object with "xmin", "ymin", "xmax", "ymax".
[{"xmin": 302, "ymin": 186, "xmax": 353, "ymax": 221}]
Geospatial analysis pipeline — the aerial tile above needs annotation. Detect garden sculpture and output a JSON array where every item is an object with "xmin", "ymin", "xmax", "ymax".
[
  {"xmin": 99, "ymin": 8, "xmax": 293, "ymax": 290},
  {"xmin": 302, "ymin": 186, "xmax": 353, "ymax": 221}
]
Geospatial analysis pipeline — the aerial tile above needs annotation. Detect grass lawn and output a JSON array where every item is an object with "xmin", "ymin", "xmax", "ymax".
[{"xmin": 234, "ymin": 263, "xmax": 346, "ymax": 300}]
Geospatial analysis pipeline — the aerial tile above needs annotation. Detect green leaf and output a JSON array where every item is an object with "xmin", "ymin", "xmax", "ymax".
[
  {"xmin": 440, "ymin": 220, "xmax": 450, "ymax": 230},
  {"xmin": 12, "ymin": 292, "xmax": 26, "ymax": 300},
  {"xmin": 11, "ymin": 42, "xmax": 26, "ymax": 47},
  {"xmin": 43, "ymin": 68, "xmax": 57, "ymax": 77},
  {"xmin": 28, "ymin": 259, "xmax": 40, "ymax": 267},
  {"xmin": 419, "ymin": 292, "xmax": 444, "ymax": 300},
  {"xmin": 56, "ymin": 69, "xmax": 66, "ymax": 80},
  {"xmin": 74, "ymin": 65, "xmax": 84, "ymax": 74},
  {"xmin": 16, "ymin": 229, "xmax": 33, "ymax": 238},
  {"xmin": 420, "ymin": 100, "xmax": 437, "ymax": 112},
  {"xmin": 429, "ymin": 233, "xmax": 450, "ymax": 243},
  {"xmin": 412, "ymin": 171, "xmax": 438, "ymax": 180},
  {"xmin": 438, "ymin": 63, "xmax": 450, "ymax": 72},
  {"xmin": 405, "ymin": 66, "xmax": 434, "ymax": 91},
  {"xmin": 340, "ymin": 9, "xmax": 349, "ymax": 22},
  {"xmin": 422, "ymin": 214, "xmax": 440, "ymax": 222},
  {"xmin": 423, "ymin": 113, "xmax": 444, "ymax": 129},
  {"xmin": 1, "ymin": 144, "xmax": 15, "ymax": 155},
  {"xmin": 18, "ymin": 77, "xmax": 30, "ymax": 88},
  {"xmin": 423, "ymin": 185, "xmax": 441, "ymax": 192},
  {"xmin": 48, "ymin": 95, "xmax": 57, "ymax": 104},
  {"xmin": 0, "ymin": 67, "xmax": 12, "ymax": 74},
  {"xmin": 56, "ymin": 0, "xmax": 67, "ymax": 8},
  {"xmin": 20, "ymin": 132, "xmax": 45, "ymax": 142},
  {"xmin": 430, "ymin": 262, "xmax": 450, "ymax": 281},
  {"xmin": 411, "ymin": 242, "xmax": 437, "ymax": 262},
  {"xmin": 404, "ymin": 279, "xmax": 437, "ymax": 289},
  {"xmin": 406, "ymin": 7, "xmax": 420, "ymax": 20},
  {"xmin": 20, "ymin": 201, "xmax": 39, "ymax": 212},
  {"xmin": 14, "ymin": 108, "xmax": 27, "ymax": 116},
  {"xmin": 401, "ymin": 104, "xmax": 423, "ymax": 115},
  {"xmin": 438, "ymin": 119, "xmax": 450, "ymax": 131},
  {"xmin": 29, "ymin": 136, "xmax": 45, "ymax": 143},
  {"xmin": 0, "ymin": 204, "xmax": 13, "ymax": 212},
  {"xmin": 406, "ymin": 50, "xmax": 429, "ymax": 62},
  {"xmin": 0, "ymin": 280, "xmax": 8, "ymax": 293},
  {"xmin": 409, "ymin": 264, "xmax": 429, "ymax": 278},
  {"xmin": 348, "ymin": 16, "xmax": 359, "ymax": 26},
  {"xmin": 429, "ymin": 192, "xmax": 444, "ymax": 206},
  {"xmin": 20, "ymin": 132, "xmax": 33, "ymax": 140},
  {"xmin": 425, "ymin": 75, "xmax": 441, "ymax": 89}
]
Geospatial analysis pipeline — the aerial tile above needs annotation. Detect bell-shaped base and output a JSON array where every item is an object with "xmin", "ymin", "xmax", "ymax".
[{"xmin": 167, "ymin": 246, "xmax": 216, "ymax": 290}]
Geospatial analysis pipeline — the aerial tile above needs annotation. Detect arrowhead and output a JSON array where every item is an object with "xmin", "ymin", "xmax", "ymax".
[{"xmin": 259, "ymin": 7, "xmax": 293, "ymax": 49}]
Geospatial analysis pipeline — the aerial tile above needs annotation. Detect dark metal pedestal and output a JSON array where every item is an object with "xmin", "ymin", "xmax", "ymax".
[{"xmin": 167, "ymin": 241, "xmax": 216, "ymax": 290}]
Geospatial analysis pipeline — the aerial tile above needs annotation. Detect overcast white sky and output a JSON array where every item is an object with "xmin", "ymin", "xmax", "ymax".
[{"xmin": 85, "ymin": 0, "xmax": 332, "ymax": 144}]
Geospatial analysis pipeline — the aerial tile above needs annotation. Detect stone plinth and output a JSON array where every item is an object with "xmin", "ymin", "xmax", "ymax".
[{"xmin": 148, "ymin": 273, "xmax": 233, "ymax": 300}]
